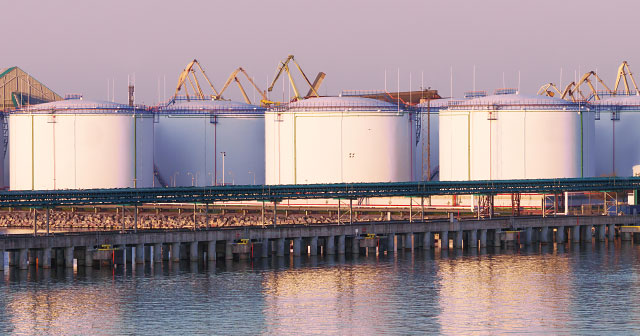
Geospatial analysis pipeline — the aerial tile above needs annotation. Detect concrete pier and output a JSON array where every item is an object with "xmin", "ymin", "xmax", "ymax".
[
  {"xmin": 338, "ymin": 235, "xmax": 346, "ymax": 254},
  {"xmin": 310, "ymin": 236, "xmax": 318, "ymax": 256},
  {"xmin": 540, "ymin": 227, "xmax": 549, "ymax": 244},
  {"xmin": 326, "ymin": 236, "xmax": 335, "ymax": 255},
  {"xmin": 440, "ymin": 231, "xmax": 449, "ymax": 249},
  {"xmin": 479, "ymin": 229, "xmax": 487, "ymax": 248},
  {"xmin": 189, "ymin": 242, "xmax": 198, "ymax": 261},
  {"xmin": 468, "ymin": 230, "xmax": 478, "ymax": 248},
  {"xmin": 0, "ymin": 251, "xmax": 4, "ymax": 271},
  {"xmin": 64, "ymin": 247, "xmax": 74, "ymax": 268},
  {"xmin": 171, "ymin": 242, "xmax": 181, "ymax": 262},
  {"xmin": 608, "ymin": 224, "xmax": 615, "ymax": 241},
  {"xmin": 387, "ymin": 233, "xmax": 396, "ymax": 253},
  {"xmin": 261, "ymin": 239, "xmax": 269, "ymax": 258},
  {"xmin": 581, "ymin": 225, "xmax": 592, "ymax": 243},
  {"xmin": 351, "ymin": 237, "xmax": 359, "ymax": 255},
  {"xmin": 422, "ymin": 232, "xmax": 432, "ymax": 249},
  {"xmin": 207, "ymin": 241, "xmax": 217, "ymax": 261},
  {"xmin": 224, "ymin": 241, "xmax": 232, "ymax": 260},
  {"xmin": 293, "ymin": 237, "xmax": 301, "ymax": 256},
  {"xmin": 597, "ymin": 225, "xmax": 606, "ymax": 242},
  {"xmin": 557, "ymin": 226, "xmax": 565, "ymax": 244},
  {"xmin": 405, "ymin": 233, "xmax": 414, "ymax": 251},
  {"xmin": 277, "ymin": 238, "xmax": 285, "ymax": 257},
  {"xmin": 41, "ymin": 248, "xmax": 51, "ymax": 268},
  {"xmin": 572, "ymin": 226, "xmax": 580, "ymax": 243},
  {"xmin": 135, "ymin": 244, "xmax": 144, "ymax": 264},
  {"xmin": 524, "ymin": 227, "xmax": 533, "ymax": 245},
  {"xmin": 85, "ymin": 248, "xmax": 94, "ymax": 268},
  {"xmin": 492, "ymin": 229, "xmax": 501, "ymax": 247},
  {"xmin": 454, "ymin": 230, "xmax": 463, "ymax": 249},
  {"xmin": 153, "ymin": 243, "xmax": 162, "ymax": 262},
  {"xmin": 18, "ymin": 249, "xmax": 28, "ymax": 269}
]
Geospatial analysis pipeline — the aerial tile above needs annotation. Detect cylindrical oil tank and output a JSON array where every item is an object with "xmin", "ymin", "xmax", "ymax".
[
  {"xmin": 9, "ymin": 97, "xmax": 154, "ymax": 190},
  {"xmin": 155, "ymin": 97, "xmax": 265, "ymax": 186},
  {"xmin": 439, "ymin": 92, "xmax": 595, "ymax": 181},
  {"xmin": 593, "ymin": 95, "xmax": 640, "ymax": 177},
  {"xmin": 265, "ymin": 96, "xmax": 414, "ymax": 184}
]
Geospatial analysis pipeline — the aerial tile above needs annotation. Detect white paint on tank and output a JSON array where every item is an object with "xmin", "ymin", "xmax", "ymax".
[
  {"xmin": 265, "ymin": 96, "xmax": 414, "ymax": 184},
  {"xmin": 594, "ymin": 95, "xmax": 640, "ymax": 177}
]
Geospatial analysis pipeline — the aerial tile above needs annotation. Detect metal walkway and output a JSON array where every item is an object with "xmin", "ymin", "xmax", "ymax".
[{"xmin": 1, "ymin": 177, "xmax": 639, "ymax": 207}]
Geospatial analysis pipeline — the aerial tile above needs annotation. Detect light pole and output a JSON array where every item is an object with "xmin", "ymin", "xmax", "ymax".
[
  {"xmin": 172, "ymin": 172, "xmax": 179, "ymax": 187},
  {"xmin": 187, "ymin": 172, "xmax": 194, "ymax": 186},
  {"xmin": 248, "ymin": 171, "xmax": 255, "ymax": 185},
  {"xmin": 220, "ymin": 152, "xmax": 226, "ymax": 185}
]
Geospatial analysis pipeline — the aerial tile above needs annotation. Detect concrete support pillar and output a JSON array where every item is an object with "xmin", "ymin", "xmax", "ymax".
[
  {"xmin": 351, "ymin": 237, "xmax": 359, "ymax": 255},
  {"xmin": 85, "ymin": 248, "xmax": 94, "ymax": 268},
  {"xmin": 608, "ymin": 224, "xmax": 615, "ymax": 241},
  {"xmin": 572, "ymin": 225, "xmax": 581, "ymax": 243},
  {"xmin": 189, "ymin": 242, "xmax": 199, "ymax": 262},
  {"xmin": 64, "ymin": 247, "xmax": 74, "ymax": 268},
  {"xmin": 422, "ymin": 232, "xmax": 432, "ymax": 249},
  {"xmin": 18, "ymin": 249, "xmax": 28, "ymax": 270},
  {"xmin": 293, "ymin": 237, "xmax": 302, "ymax": 256},
  {"xmin": 597, "ymin": 225, "xmax": 606, "ymax": 242},
  {"xmin": 276, "ymin": 238, "xmax": 285, "ymax": 257},
  {"xmin": 135, "ymin": 244, "xmax": 144, "ymax": 264},
  {"xmin": 492, "ymin": 229, "xmax": 501, "ymax": 247},
  {"xmin": 405, "ymin": 233, "xmax": 414, "ymax": 251},
  {"xmin": 454, "ymin": 230, "xmax": 463, "ymax": 249},
  {"xmin": 8, "ymin": 251, "xmax": 16, "ymax": 266},
  {"xmin": 28, "ymin": 250, "xmax": 37, "ymax": 266},
  {"xmin": 540, "ymin": 227, "xmax": 549, "ymax": 244},
  {"xmin": 479, "ymin": 230, "xmax": 487, "ymax": 248},
  {"xmin": 524, "ymin": 227, "xmax": 533, "ymax": 245},
  {"xmin": 387, "ymin": 233, "xmax": 396, "ymax": 253},
  {"xmin": 207, "ymin": 241, "xmax": 217, "ymax": 261},
  {"xmin": 440, "ymin": 231, "xmax": 449, "ymax": 249},
  {"xmin": 556, "ymin": 226, "xmax": 565, "ymax": 244},
  {"xmin": 261, "ymin": 239, "xmax": 269, "ymax": 258},
  {"xmin": 468, "ymin": 230, "xmax": 478, "ymax": 248},
  {"xmin": 153, "ymin": 243, "xmax": 162, "ymax": 263},
  {"xmin": 622, "ymin": 232, "xmax": 632, "ymax": 241},
  {"xmin": 56, "ymin": 249, "xmax": 64, "ymax": 266},
  {"xmin": 581, "ymin": 225, "xmax": 592, "ymax": 243},
  {"xmin": 326, "ymin": 236, "xmax": 335, "ymax": 255},
  {"xmin": 338, "ymin": 235, "xmax": 346, "ymax": 254},
  {"xmin": 310, "ymin": 237, "xmax": 318, "ymax": 256},
  {"xmin": 162, "ymin": 245, "xmax": 170, "ymax": 261},
  {"xmin": 225, "ymin": 241, "xmax": 233, "ymax": 260},
  {"xmin": 41, "ymin": 248, "xmax": 51, "ymax": 269},
  {"xmin": 0, "ymin": 251, "xmax": 4, "ymax": 271},
  {"xmin": 171, "ymin": 242, "xmax": 181, "ymax": 262}
]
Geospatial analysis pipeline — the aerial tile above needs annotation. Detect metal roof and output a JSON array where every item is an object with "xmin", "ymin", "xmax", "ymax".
[
  {"xmin": 157, "ymin": 96, "xmax": 265, "ymax": 115},
  {"xmin": 13, "ymin": 97, "xmax": 149, "ymax": 114},
  {"xmin": 278, "ymin": 96, "xmax": 404, "ymax": 112},
  {"xmin": 447, "ymin": 93, "xmax": 584, "ymax": 110}
]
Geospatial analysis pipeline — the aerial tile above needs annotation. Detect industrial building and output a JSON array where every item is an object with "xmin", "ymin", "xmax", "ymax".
[
  {"xmin": 9, "ymin": 96, "xmax": 154, "ymax": 190},
  {"xmin": 265, "ymin": 96, "xmax": 415, "ymax": 184},
  {"xmin": 154, "ymin": 97, "xmax": 266, "ymax": 187},
  {"xmin": 439, "ymin": 90, "xmax": 596, "ymax": 181}
]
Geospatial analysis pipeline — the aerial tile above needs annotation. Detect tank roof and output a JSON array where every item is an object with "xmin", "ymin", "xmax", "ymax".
[
  {"xmin": 447, "ymin": 93, "xmax": 583, "ymax": 110},
  {"xmin": 281, "ymin": 96, "xmax": 403, "ymax": 112},
  {"xmin": 13, "ymin": 97, "xmax": 149, "ymax": 114},
  {"xmin": 593, "ymin": 94, "xmax": 640, "ymax": 110},
  {"xmin": 157, "ymin": 96, "xmax": 265, "ymax": 115},
  {"xmin": 417, "ymin": 98, "xmax": 463, "ymax": 109}
]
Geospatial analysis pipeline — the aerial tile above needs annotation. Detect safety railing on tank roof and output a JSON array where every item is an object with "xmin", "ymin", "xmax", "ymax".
[
  {"xmin": 269, "ymin": 102, "xmax": 416, "ymax": 113},
  {"xmin": 12, "ymin": 105, "xmax": 152, "ymax": 114},
  {"xmin": 447, "ymin": 101, "xmax": 588, "ymax": 111},
  {"xmin": 152, "ymin": 106, "xmax": 266, "ymax": 115}
]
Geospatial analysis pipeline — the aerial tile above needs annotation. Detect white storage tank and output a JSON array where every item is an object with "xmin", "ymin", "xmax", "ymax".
[
  {"xmin": 265, "ymin": 96, "xmax": 414, "ymax": 184},
  {"xmin": 439, "ymin": 91, "xmax": 595, "ymax": 181},
  {"xmin": 593, "ymin": 95, "xmax": 640, "ymax": 177},
  {"xmin": 155, "ymin": 97, "xmax": 265, "ymax": 186},
  {"xmin": 9, "ymin": 96, "xmax": 154, "ymax": 190}
]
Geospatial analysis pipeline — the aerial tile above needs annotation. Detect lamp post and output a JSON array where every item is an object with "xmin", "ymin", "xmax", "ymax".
[
  {"xmin": 248, "ymin": 171, "xmax": 255, "ymax": 185},
  {"xmin": 172, "ymin": 172, "xmax": 179, "ymax": 187},
  {"xmin": 220, "ymin": 152, "xmax": 226, "ymax": 185},
  {"xmin": 187, "ymin": 172, "xmax": 194, "ymax": 186}
]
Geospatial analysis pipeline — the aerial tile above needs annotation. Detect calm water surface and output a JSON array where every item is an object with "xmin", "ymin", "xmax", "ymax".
[{"xmin": 1, "ymin": 242, "xmax": 640, "ymax": 335}]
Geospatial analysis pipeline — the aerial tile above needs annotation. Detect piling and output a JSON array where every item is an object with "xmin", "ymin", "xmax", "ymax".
[
  {"xmin": 557, "ymin": 226, "xmax": 565, "ymax": 244},
  {"xmin": 338, "ymin": 235, "xmax": 346, "ymax": 254},
  {"xmin": 207, "ymin": 241, "xmax": 217, "ymax": 261},
  {"xmin": 276, "ymin": 238, "xmax": 285, "ymax": 257},
  {"xmin": 422, "ymin": 232, "xmax": 432, "ymax": 249},
  {"xmin": 171, "ymin": 242, "xmax": 181, "ymax": 262},
  {"xmin": 18, "ymin": 249, "xmax": 28, "ymax": 269},
  {"xmin": 293, "ymin": 237, "xmax": 301, "ymax": 256},
  {"xmin": 326, "ymin": 236, "xmax": 335, "ymax": 255},
  {"xmin": 469, "ymin": 230, "xmax": 478, "ymax": 248},
  {"xmin": 479, "ymin": 229, "xmax": 487, "ymax": 248},
  {"xmin": 189, "ymin": 242, "xmax": 199, "ymax": 262},
  {"xmin": 540, "ymin": 226, "xmax": 549, "ymax": 244},
  {"xmin": 64, "ymin": 247, "xmax": 74, "ymax": 268},
  {"xmin": 454, "ymin": 230, "xmax": 463, "ymax": 249},
  {"xmin": 310, "ymin": 237, "xmax": 318, "ymax": 256},
  {"xmin": 608, "ymin": 224, "xmax": 615, "ymax": 241},
  {"xmin": 135, "ymin": 244, "xmax": 144, "ymax": 264}
]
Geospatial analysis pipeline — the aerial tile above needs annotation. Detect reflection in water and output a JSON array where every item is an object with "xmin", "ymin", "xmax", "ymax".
[{"xmin": 1, "ymin": 242, "xmax": 640, "ymax": 335}]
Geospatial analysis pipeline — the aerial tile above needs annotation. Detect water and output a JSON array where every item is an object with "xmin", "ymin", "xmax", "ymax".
[{"xmin": 1, "ymin": 242, "xmax": 640, "ymax": 335}]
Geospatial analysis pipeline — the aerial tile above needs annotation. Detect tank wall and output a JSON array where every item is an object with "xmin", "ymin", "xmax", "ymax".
[
  {"xmin": 595, "ymin": 111, "xmax": 640, "ymax": 177},
  {"xmin": 414, "ymin": 111, "xmax": 439, "ymax": 181},
  {"xmin": 266, "ymin": 110, "xmax": 412, "ymax": 184},
  {"xmin": 10, "ymin": 113, "xmax": 152, "ymax": 190},
  {"xmin": 439, "ymin": 111, "xmax": 470, "ymax": 181},
  {"xmin": 155, "ymin": 114, "xmax": 264, "ymax": 187}
]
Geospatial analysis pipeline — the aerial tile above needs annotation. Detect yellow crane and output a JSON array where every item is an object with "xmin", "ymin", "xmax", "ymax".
[
  {"xmin": 537, "ymin": 83, "xmax": 562, "ymax": 97},
  {"xmin": 267, "ymin": 55, "xmax": 325, "ymax": 102},
  {"xmin": 217, "ymin": 67, "xmax": 268, "ymax": 105},
  {"xmin": 568, "ymin": 71, "xmax": 611, "ymax": 101},
  {"xmin": 173, "ymin": 59, "xmax": 219, "ymax": 100},
  {"xmin": 613, "ymin": 61, "xmax": 640, "ymax": 95}
]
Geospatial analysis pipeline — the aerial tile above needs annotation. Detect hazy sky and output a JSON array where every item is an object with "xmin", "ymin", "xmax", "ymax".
[{"xmin": 3, "ymin": 0, "xmax": 638, "ymax": 104}]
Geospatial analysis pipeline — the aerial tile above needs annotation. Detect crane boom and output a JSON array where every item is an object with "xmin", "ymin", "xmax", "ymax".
[
  {"xmin": 537, "ymin": 83, "xmax": 562, "ymax": 97},
  {"xmin": 614, "ymin": 61, "xmax": 640, "ymax": 95},
  {"xmin": 173, "ymin": 59, "xmax": 219, "ymax": 100},
  {"xmin": 267, "ymin": 55, "xmax": 324, "ymax": 102}
]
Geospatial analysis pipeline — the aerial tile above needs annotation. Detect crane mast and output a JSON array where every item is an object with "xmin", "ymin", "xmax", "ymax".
[{"xmin": 267, "ymin": 55, "xmax": 324, "ymax": 102}]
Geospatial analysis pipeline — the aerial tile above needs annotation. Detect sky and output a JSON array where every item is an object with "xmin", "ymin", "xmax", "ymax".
[{"xmin": 3, "ymin": 0, "xmax": 639, "ymax": 105}]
